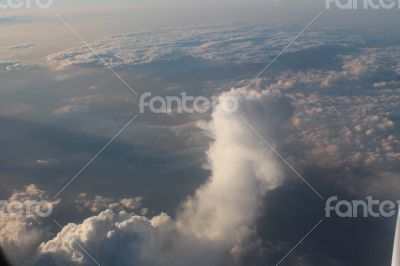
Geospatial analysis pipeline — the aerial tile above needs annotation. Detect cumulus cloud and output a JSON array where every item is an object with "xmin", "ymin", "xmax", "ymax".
[
  {"xmin": 288, "ymin": 92, "xmax": 399, "ymax": 170},
  {"xmin": 247, "ymin": 46, "xmax": 400, "ymax": 90},
  {"xmin": 38, "ymin": 209, "xmax": 232, "ymax": 266},
  {"xmin": 74, "ymin": 193, "xmax": 145, "ymax": 214},
  {"xmin": 36, "ymin": 88, "xmax": 293, "ymax": 266},
  {"xmin": 0, "ymin": 185, "xmax": 59, "ymax": 266},
  {"xmin": 230, "ymin": 46, "xmax": 400, "ymax": 170},
  {"xmin": 177, "ymin": 89, "xmax": 291, "ymax": 240}
]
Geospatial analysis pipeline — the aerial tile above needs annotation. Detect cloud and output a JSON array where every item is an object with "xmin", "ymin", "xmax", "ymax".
[
  {"xmin": 246, "ymin": 46, "xmax": 400, "ymax": 90},
  {"xmin": 38, "ymin": 210, "xmax": 179, "ymax": 266},
  {"xmin": 36, "ymin": 159, "xmax": 59, "ymax": 166},
  {"xmin": 51, "ymin": 105, "xmax": 88, "ymax": 116},
  {"xmin": 0, "ymin": 185, "xmax": 59, "ymax": 266},
  {"xmin": 288, "ymin": 92, "xmax": 400, "ymax": 170},
  {"xmin": 36, "ymin": 88, "xmax": 293, "ymax": 266},
  {"xmin": 1, "ymin": 43, "xmax": 34, "ymax": 50},
  {"xmin": 74, "ymin": 193, "xmax": 145, "ymax": 214},
  {"xmin": 46, "ymin": 25, "xmax": 362, "ymax": 69},
  {"xmin": 177, "ymin": 89, "xmax": 291, "ymax": 240},
  {"xmin": 230, "ymin": 46, "xmax": 400, "ymax": 171},
  {"xmin": 0, "ymin": 60, "xmax": 30, "ymax": 72}
]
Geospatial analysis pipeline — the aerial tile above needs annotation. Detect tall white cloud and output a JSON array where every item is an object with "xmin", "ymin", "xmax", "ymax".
[
  {"xmin": 37, "ymin": 88, "xmax": 293, "ymax": 266},
  {"xmin": 177, "ymin": 89, "xmax": 290, "ymax": 241}
]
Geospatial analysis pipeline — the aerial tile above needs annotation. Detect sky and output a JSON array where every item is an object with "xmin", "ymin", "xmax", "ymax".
[{"xmin": 1, "ymin": 0, "xmax": 400, "ymax": 266}]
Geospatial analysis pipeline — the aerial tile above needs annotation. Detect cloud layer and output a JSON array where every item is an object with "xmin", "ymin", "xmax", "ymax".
[
  {"xmin": 46, "ymin": 25, "xmax": 361, "ymax": 69},
  {"xmin": 237, "ymin": 46, "xmax": 400, "ymax": 171}
]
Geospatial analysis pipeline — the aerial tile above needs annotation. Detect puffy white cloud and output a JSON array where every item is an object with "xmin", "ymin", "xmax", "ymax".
[
  {"xmin": 38, "ymin": 210, "xmax": 173, "ymax": 265},
  {"xmin": 0, "ymin": 185, "xmax": 59, "ymax": 266},
  {"xmin": 177, "ymin": 89, "xmax": 290, "ymax": 240},
  {"xmin": 37, "ymin": 88, "xmax": 292, "ymax": 266},
  {"xmin": 38, "ymin": 209, "xmax": 229, "ymax": 266}
]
